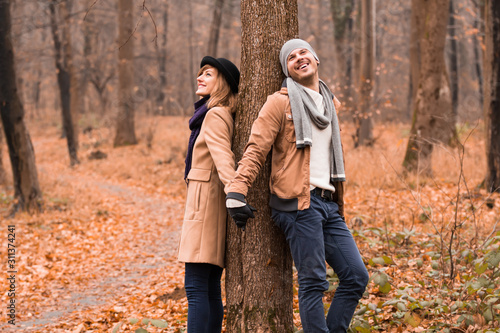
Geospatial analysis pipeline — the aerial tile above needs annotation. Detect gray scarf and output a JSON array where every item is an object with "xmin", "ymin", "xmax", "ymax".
[{"xmin": 286, "ymin": 78, "xmax": 346, "ymax": 182}]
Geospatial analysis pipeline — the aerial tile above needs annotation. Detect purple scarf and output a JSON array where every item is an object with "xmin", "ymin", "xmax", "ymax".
[{"xmin": 184, "ymin": 97, "xmax": 210, "ymax": 180}]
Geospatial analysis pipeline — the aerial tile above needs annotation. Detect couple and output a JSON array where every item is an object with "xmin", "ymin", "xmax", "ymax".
[{"xmin": 177, "ymin": 39, "xmax": 369, "ymax": 333}]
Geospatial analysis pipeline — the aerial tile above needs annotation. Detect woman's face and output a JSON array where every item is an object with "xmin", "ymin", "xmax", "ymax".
[{"xmin": 196, "ymin": 66, "xmax": 218, "ymax": 97}]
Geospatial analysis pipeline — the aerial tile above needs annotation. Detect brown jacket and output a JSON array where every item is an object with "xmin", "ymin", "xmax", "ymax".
[
  {"xmin": 227, "ymin": 87, "xmax": 345, "ymax": 216},
  {"xmin": 178, "ymin": 106, "xmax": 236, "ymax": 268}
]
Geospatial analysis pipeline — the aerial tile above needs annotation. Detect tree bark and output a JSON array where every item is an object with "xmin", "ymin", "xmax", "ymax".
[
  {"xmin": 402, "ymin": 0, "xmax": 453, "ymax": 176},
  {"xmin": 207, "ymin": 0, "xmax": 224, "ymax": 57},
  {"xmin": 354, "ymin": 0, "xmax": 375, "ymax": 147},
  {"xmin": 114, "ymin": 0, "xmax": 137, "ymax": 146},
  {"xmin": 225, "ymin": 0, "xmax": 298, "ymax": 331},
  {"xmin": 329, "ymin": 0, "xmax": 354, "ymax": 108},
  {"xmin": 49, "ymin": 0, "xmax": 79, "ymax": 165},
  {"xmin": 0, "ymin": 0, "xmax": 42, "ymax": 212},
  {"xmin": 484, "ymin": 0, "xmax": 500, "ymax": 193}
]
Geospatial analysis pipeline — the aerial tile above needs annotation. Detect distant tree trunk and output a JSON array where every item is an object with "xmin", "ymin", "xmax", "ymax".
[
  {"xmin": 473, "ymin": 1, "xmax": 484, "ymax": 108},
  {"xmin": 207, "ymin": 0, "xmax": 224, "ymax": 57},
  {"xmin": 448, "ymin": 0, "xmax": 459, "ymax": 122},
  {"xmin": 408, "ymin": 0, "xmax": 420, "ymax": 118},
  {"xmin": 484, "ymin": 0, "xmax": 500, "ymax": 193},
  {"xmin": 0, "ymin": 0, "xmax": 42, "ymax": 212},
  {"xmin": 354, "ymin": 0, "xmax": 375, "ymax": 147},
  {"xmin": 403, "ymin": 0, "xmax": 453, "ymax": 176},
  {"xmin": 225, "ymin": 0, "xmax": 297, "ymax": 331},
  {"xmin": 187, "ymin": 0, "xmax": 197, "ymax": 105},
  {"xmin": 155, "ymin": 0, "xmax": 168, "ymax": 115},
  {"xmin": 49, "ymin": 0, "xmax": 79, "ymax": 165},
  {"xmin": 114, "ymin": 0, "xmax": 137, "ymax": 146},
  {"xmin": 329, "ymin": 0, "xmax": 354, "ymax": 108},
  {"xmin": 83, "ymin": 0, "xmax": 97, "ymax": 114}
]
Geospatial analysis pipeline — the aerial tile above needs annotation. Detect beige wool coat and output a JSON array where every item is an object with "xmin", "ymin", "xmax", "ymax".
[{"xmin": 177, "ymin": 106, "xmax": 236, "ymax": 268}]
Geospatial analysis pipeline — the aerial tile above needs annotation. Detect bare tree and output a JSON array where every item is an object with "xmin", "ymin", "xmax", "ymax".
[
  {"xmin": 0, "ymin": 0, "xmax": 42, "ymax": 213},
  {"xmin": 484, "ymin": 0, "xmax": 500, "ymax": 193},
  {"xmin": 354, "ymin": 0, "xmax": 375, "ymax": 147},
  {"xmin": 403, "ymin": 0, "xmax": 453, "ymax": 176},
  {"xmin": 225, "ymin": 0, "xmax": 298, "ymax": 331},
  {"xmin": 207, "ymin": 0, "xmax": 224, "ymax": 57},
  {"xmin": 49, "ymin": 0, "xmax": 80, "ymax": 165},
  {"xmin": 114, "ymin": 0, "xmax": 137, "ymax": 146}
]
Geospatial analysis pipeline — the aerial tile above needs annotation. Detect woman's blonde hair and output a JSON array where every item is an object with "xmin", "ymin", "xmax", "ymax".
[{"xmin": 198, "ymin": 65, "xmax": 237, "ymax": 111}]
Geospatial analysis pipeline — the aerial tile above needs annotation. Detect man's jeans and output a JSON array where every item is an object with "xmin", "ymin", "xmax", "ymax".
[
  {"xmin": 271, "ymin": 191, "xmax": 369, "ymax": 333},
  {"xmin": 185, "ymin": 263, "xmax": 224, "ymax": 333}
]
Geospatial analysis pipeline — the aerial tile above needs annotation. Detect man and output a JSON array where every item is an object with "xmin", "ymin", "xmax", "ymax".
[{"xmin": 226, "ymin": 39, "xmax": 369, "ymax": 332}]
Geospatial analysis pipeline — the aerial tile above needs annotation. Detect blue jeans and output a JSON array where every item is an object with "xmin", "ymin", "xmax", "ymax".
[
  {"xmin": 271, "ymin": 191, "xmax": 369, "ymax": 333},
  {"xmin": 184, "ymin": 263, "xmax": 224, "ymax": 333}
]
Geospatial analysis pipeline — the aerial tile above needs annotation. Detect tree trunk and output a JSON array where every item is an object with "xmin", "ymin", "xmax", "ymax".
[
  {"xmin": 0, "ymin": 123, "xmax": 6, "ymax": 185},
  {"xmin": 408, "ymin": 0, "xmax": 420, "ymax": 117},
  {"xmin": 0, "ymin": 0, "xmax": 42, "ymax": 213},
  {"xmin": 354, "ymin": 0, "xmax": 375, "ymax": 147},
  {"xmin": 484, "ymin": 0, "xmax": 500, "ymax": 193},
  {"xmin": 114, "ymin": 0, "xmax": 137, "ymax": 146},
  {"xmin": 402, "ymin": 0, "xmax": 453, "ymax": 176},
  {"xmin": 187, "ymin": 0, "xmax": 197, "ymax": 105},
  {"xmin": 473, "ymin": 1, "xmax": 484, "ymax": 109},
  {"xmin": 83, "ymin": 0, "xmax": 97, "ymax": 114},
  {"xmin": 207, "ymin": 0, "xmax": 224, "ymax": 57},
  {"xmin": 155, "ymin": 0, "xmax": 168, "ymax": 115},
  {"xmin": 49, "ymin": 0, "xmax": 79, "ymax": 165},
  {"xmin": 225, "ymin": 0, "xmax": 298, "ymax": 331},
  {"xmin": 329, "ymin": 0, "xmax": 354, "ymax": 108},
  {"xmin": 448, "ymin": 0, "xmax": 459, "ymax": 123}
]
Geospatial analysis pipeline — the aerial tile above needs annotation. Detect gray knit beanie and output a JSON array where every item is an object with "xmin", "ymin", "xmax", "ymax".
[{"xmin": 279, "ymin": 39, "xmax": 319, "ymax": 77}]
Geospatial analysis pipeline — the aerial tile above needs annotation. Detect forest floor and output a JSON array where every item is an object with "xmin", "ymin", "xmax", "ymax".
[{"xmin": 0, "ymin": 115, "xmax": 499, "ymax": 332}]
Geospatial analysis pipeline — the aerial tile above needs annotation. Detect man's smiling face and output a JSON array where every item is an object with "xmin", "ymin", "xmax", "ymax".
[{"xmin": 286, "ymin": 48, "xmax": 319, "ymax": 86}]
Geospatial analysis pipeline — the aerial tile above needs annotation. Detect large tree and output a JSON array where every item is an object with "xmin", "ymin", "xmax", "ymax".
[
  {"xmin": 0, "ymin": 0, "xmax": 42, "ymax": 212},
  {"xmin": 403, "ymin": 0, "xmax": 453, "ymax": 176},
  {"xmin": 114, "ymin": 0, "xmax": 137, "ymax": 146},
  {"xmin": 225, "ymin": 0, "xmax": 298, "ymax": 331},
  {"xmin": 484, "ymin": 0, "xmax": 500, "ymax": 193}
]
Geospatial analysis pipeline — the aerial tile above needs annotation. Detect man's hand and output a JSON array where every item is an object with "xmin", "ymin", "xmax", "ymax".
[{"xmin": 226, "ymin": 192, "xmax": 257, "ymax": 231}]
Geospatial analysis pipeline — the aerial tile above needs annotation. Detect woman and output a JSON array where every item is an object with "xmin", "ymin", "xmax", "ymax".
[{"xmin": 177, "ymin": 56, "xmax": 240, "ymax": 332}]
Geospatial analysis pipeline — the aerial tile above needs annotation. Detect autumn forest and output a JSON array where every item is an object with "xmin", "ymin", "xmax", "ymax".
[{"xmin": 0, "ymin": 0, "xmax": 499, "ymax": 332}]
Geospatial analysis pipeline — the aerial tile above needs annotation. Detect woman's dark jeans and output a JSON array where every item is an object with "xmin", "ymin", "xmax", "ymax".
[
  {"xmin": 185, "ymin": 263, "xmax": 224, "ymax": 333},
  {"xmin": 272, "ymin": 192, "xmax": 369, "ymax": 333}
]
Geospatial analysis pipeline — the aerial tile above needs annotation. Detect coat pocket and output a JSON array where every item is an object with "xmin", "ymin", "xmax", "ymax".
[
  {"xmin": 284, "ymin": 112, "xmax": 296, "ymax": 143},
  {"xmin": 184, "ymin": 168, "xmax": 212, "ymax": 221}
]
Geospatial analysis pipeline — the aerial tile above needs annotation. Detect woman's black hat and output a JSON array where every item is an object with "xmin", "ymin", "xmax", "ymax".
[{"xmin": 200, "ymin": 56, "xmax": 240, "ymax": 94}]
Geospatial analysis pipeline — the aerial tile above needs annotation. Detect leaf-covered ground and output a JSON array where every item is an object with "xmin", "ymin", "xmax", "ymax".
[{"xmin": 0, "ymin": 116, "xmax": 498, "ymax": 332}]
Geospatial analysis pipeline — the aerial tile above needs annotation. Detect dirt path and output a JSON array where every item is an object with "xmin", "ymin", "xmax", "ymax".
[{"xmin": 1, "ymin": 163, "xmax": 186, "ymax": 332}]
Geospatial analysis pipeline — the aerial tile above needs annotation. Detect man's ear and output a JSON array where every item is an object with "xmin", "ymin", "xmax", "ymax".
[{"xmin": 317, "ymin": 60, "xmax": 320, "ymax": 67}]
